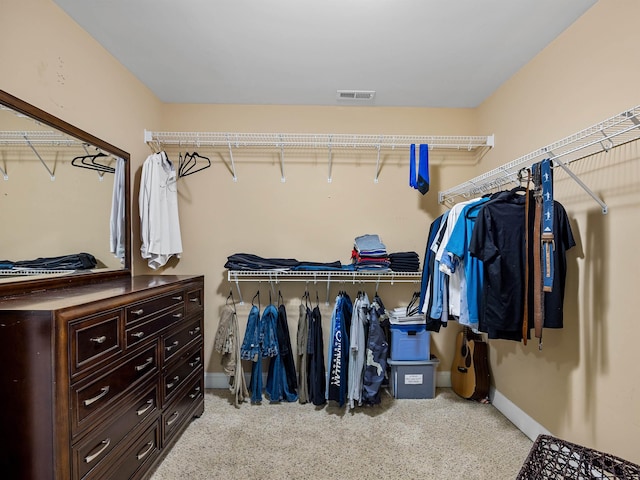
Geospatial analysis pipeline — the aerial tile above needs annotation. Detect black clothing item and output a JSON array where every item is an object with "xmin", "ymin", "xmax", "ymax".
[
  {"xmin": 276, "ymin": 304, "xmax": 298, "ymax": 393},
  {"xmin": 224, "ymin": 253, "xmax": 342, "ymax": 271},
  {"xmin": 307, "ymin": 305, "xmax": 326, "ymax": 406},
  {"xmin": 3, "ymin": 252, "xmax": 97, "ymax": 271},
  {"xmin": 469, "ymin": 190, "xmax": 575, "ymax": 340}
]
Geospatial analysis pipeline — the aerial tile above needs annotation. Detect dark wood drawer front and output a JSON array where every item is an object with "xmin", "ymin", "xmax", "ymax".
[
  {"xmin": 185, "ymin": 287, "xmax": 203, "ymax": 316},
  {"xmin": 70, "ymin": 310, "xmax": 122, "ymax": 378},
  {"xmin": 126, "ymin": 292, "xmax": 185, "ymax": 326},
  {"xmin": 162, "ymin": 375, "xmax": 204, "ymax": 445},
  {"xmin": 73, "ymin": 346, "xmax": 157, "ymax": 433},
  {"xmin": 105, "ymin": 420, "xmax": 161, "ymax": 480},
  {"xmin": 163, "ymin": 318, "xmax": 202, "ymax": 363},
  {"xmin": 126, "ymin": 305, "xmax": 185, "ymax": 349},
  {"xmin": 73, "ymin": 385, "xmax": 158, "ymax": 479},
  {"xmin": 162, "ymin": 347, "xmax": 203, "ymax": 405}
]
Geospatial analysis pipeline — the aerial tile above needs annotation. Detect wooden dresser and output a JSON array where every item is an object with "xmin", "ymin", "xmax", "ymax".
[{"xmin": 0, "ymin": 274, "xmax": 205, "ymax": 480}]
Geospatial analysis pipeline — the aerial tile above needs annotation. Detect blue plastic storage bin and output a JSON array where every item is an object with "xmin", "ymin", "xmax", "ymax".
[{"xmin": 390, "ymin": 323, "xmax": 430, "ymax": 361}]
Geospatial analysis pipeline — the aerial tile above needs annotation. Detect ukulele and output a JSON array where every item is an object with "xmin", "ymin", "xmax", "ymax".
[{"xmin": 450, "ymin": 326, "xmax": 490, "ymax": 401}]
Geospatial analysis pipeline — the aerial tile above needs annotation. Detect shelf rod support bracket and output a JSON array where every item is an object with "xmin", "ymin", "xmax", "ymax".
[
  {"xmin": 24, "ymin": 134, "xmax": 55, "ymax": 180},
  {"xmin": 227, "ymin": 137, "xmax": 238, "ymax": 182},
  {"xmin": 374, "ymin": 144, "xmax": 381, "ymax": 183},
  {"xmin": 0, "ymin": 164, "xmax": 7, "ymax": 180},
  {"xmin": 327, "ymin": 139, "xmax": 333, "ymax": 183},
  {"xmin": 326, "ymin": 273, "xmax": 331, "ymax": 305},
  {"xmin": 548, "ymin": 151, "xmax": 608, "ymax": 214},
  {"xmin": 279, "ymin": 139, "xmax": 286, "ymax": 183},
  {"xmin": 232, "ymin": 273, "xmax": 244, "ymax": 304}
]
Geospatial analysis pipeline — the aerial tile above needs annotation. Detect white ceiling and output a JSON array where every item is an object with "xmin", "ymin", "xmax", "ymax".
[{"xmin": 52, "ymin": 0, "xmax": 597, "ymax": 108}]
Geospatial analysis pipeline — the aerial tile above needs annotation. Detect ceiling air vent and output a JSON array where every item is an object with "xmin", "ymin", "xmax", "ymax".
[{"xmin": 337, "ymin": 90, "xmax": 376, "ymax": 101}]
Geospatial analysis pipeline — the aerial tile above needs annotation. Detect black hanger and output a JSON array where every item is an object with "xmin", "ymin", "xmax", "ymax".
[
  {"xmin": 179, "ymin": 151, "xmax": 211, "ymax": 177},
  {"xmin": 278, "ymin": 290, "xmax": 284, "ymax": 306},
  {"xmin": 252, "ymin": 290, "xmax": 260, "ymax": 309},
  {"xmin": 71, "ymin": 152, "xmax": 115, "ymax": 174},
  {"xmin": 226, "ymin": 290, "xmax": 237, "ymax": 313}
]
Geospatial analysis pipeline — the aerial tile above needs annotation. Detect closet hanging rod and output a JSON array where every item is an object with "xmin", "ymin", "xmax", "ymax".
[
  {"xmin": 438, "ymin": 104, "xmax": 640, "ymax": 208},
  {"xmin": 145, "ymin": 130, "xmax": 494, "ymax": 151}
]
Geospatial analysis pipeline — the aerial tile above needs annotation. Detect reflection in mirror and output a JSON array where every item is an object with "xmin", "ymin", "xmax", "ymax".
[{"xmin": 0, "ymin": 90, "xmax": 130, "ymax": 293}]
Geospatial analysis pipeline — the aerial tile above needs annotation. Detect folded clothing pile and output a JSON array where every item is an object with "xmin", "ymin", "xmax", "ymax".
[
  {"xmin": 351, "ymin": 234, "xmax": 390, "ymax": 271},
  {"xmin": 0, "ymin": 252, "xmax": 97, "ymax": 271},
  {"xmin": 224, "ymin": 253, "xmax": 343, "ymax": 271},
  {"xmin": 388, "ymin": 251, "xmax": 420, "ymax": 272}
]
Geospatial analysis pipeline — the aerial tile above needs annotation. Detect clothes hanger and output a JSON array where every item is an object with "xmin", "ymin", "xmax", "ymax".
[
  {"xmin": 226, "ymin": 290, "xmax": 237, "ymax": 313},
  {"xmin": 252, "ymin": 290, "xmax": 260, "ymax": 310},
  {"xmin": 71, "ymin": 152, "xmax": 115, "ymax": 173},
  {"xmin": 278, "ymin": 290, "xmax": 284, "ymax": 306},
  {"xmin": 180, "ymin": 151, "xmax": 211, "ymax": 177}
]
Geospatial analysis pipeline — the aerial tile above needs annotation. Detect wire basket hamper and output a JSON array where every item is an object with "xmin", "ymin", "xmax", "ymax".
[{"xmin": 517, "ymin": 435, "xmax": 640, "ymax": 479}]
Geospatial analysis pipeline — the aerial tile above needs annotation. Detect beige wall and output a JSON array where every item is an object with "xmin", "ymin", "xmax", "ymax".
[
  {"xmin": 3, "ymin": 0, "xmax": 639, "ymax": 467},
  {"xmin": 477, "ymin": 0, "xmax": 640, "ymax": 464}
]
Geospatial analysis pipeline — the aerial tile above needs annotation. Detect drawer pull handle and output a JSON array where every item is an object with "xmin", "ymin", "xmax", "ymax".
[
  {"xmin": 172, "ymin": 295, "xmax": 183, "ymax": 301},
  {"xmin": 172, "ymin": 313, "xmax": 183, "ymax": 319},
  {"xmin": 131, "ymin": 331, "xmax": 145, "ymax": 339},
  {"xmin": 165, "ymin": 340, "xmax": 179, "ymax": 352},
  {"xmin": 167, "ymin": 375, "xmax": 180, "ymax": 389},
  {"xmin": 89, "ymin": 335, "xmax": 107, "ymax": 344},
  {"xmin": 137, "ymin": 399, "xmax": 154, "ymax": 416},
  {"xmin": 189, "ymin": 326, "xmax": 201, "ymax": 335},
  {"xmin": 84, "ymin": 438, "xmax": 111, "ymax": 464},
  {"xmin": 166, "ymin": 411, "xmax": 180, "ymax": 426},
  {"xmin": 83, "ymin": 386, "xmax": 110, "ymax": 407},
  {"xmin": 136, "ymin": 441, "xmax": 155, "ymax": 461},
  {"xmin": 131, "ymin": 308, "xmax": 144, "ymax": 316},
  {"xmin": 189, "ymin": 386, "xmax": 201, "ymax": 399},
  {"xmin": 189, "ymin": 356, "xmax": 201, "ymax": 368},
  {"xmin": 189, "ymin": 298, "xmax": 199, "ymax": 303},
  {"xmin": 135, "ymin": 357, "xmax": 154, "ymax": 372}
]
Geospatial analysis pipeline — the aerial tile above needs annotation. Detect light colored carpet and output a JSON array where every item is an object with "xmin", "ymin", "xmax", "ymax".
[{"xmin": 150, "ymin": 387, "xmax": 533, "ymax": 480}]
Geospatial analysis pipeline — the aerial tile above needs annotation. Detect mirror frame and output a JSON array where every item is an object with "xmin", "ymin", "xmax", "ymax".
[{"xmin": 0, "ymin": 89, "xmax": 131, "ymax": 296}]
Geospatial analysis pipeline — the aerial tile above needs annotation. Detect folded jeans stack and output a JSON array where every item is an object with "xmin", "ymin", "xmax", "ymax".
[{"xmin": 388, "ymin": 251, "xmax": 420, "ymax": 272}]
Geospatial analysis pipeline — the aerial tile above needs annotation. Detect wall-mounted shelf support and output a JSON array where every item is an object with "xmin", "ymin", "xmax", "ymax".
[
  {"xmin": 145, "ymin": 130, "xmax": 494, "ymax": 183},
  {"xmin": 438, "ymin": 105, "xmax": 640, "ymax": 214},
  {"xmin": 227, "ymin": 270, "xmax": 422, "ymax": 304},
  {"xmin": 24, "ymin": 134, "xmax": 55, "ymax": 181}
]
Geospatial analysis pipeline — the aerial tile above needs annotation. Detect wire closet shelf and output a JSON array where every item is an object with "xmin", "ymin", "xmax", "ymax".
[
  {"xmin": 144, "ymin": 130, "xmax": 494, "ymax": 183},
  {"xmin": 227, "ymin": 270, "xmax": 422, "ymax": 304},
  {"xmin": 438, "ymin": 105, "xmax": 640, "ymax": 213}
]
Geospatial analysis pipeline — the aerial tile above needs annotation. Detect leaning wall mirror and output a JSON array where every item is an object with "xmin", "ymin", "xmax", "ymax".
[{"xmin": 0, "ymin": 89, "xmax": 131, "ymax": 295}]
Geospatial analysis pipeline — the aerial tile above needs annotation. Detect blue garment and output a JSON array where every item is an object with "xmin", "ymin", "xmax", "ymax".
[
  {"xmin": 240, "ymin": 304, "xmax": 279, "ymax": 403},
  {"xmin": 354, "ymin": 234, "xmax": 386, "ymax": 253},
  {"xmin": 265, "ymin": 304, "xmax": 298, "ymax": 403},
  {"xmin": 326, "ymin": 293, "xmax": 352, "ymax": 406},
  {"xmin": 440, "ymin": 198, "xmax": 489, "ymax": 328},
  {"xmin": 419, "ymin": 215, "xmax": 443, "ymax": 314}
]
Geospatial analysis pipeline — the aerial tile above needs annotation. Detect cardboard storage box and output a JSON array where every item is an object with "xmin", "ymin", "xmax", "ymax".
[
  {"xmin": 388, "ymin": 357, "xmax": 439, "ymax": 399},
  {"xmin": 390, "ymin": 323, "xmax": 430, "ymax": 361}
]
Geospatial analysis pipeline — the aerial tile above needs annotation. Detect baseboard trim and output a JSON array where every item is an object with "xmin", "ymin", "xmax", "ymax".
[{"xmin": 489, "ymin": 386, "xmax": 550, "ymax": 441}]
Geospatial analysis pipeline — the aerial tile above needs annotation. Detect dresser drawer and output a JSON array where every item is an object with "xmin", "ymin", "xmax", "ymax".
[
  {"xmin": 72, "ymin": 385, "xmax": 158, "ymax": 479},
  {"xmin": 185, "ymin": 286, "xmax": 203, "ymax": 316},
  {"xmin": 163, "ymin": 317, "xmax": 202, "ymax": 363},
  {"xmin": 72, "ymin": 346, "xmax": 157, "ymax": 434},
  {"xmin": 126, "ymin": 291, "xmax": 185, "ymax": 326},
  {"xmin": 104, "ymin": 420, "xmax": 161, "ymax": 480},
  {"xmin": 126, "ymin": 305, "xmax": 185, "ymax": 350},
  {"xmin": 69, "ymin": 309, "xmax": 123, "ymax": 378},
  {"xmin": 162, "ymin": 345, "xmax": 203, "ymax": 405},
  {"xmin": 162, "ymin": 374, "xmax": 204, "ymax": 446}
]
